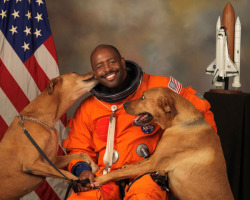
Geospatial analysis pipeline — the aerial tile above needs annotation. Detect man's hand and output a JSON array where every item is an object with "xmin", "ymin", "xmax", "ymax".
[{"xmin": 77, "ymin": 170, "xmax": 95, "ymax": 192}]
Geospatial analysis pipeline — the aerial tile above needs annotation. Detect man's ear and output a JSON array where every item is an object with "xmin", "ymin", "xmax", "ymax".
[
  {"xmin": 158, "ymin": 95, "xmax": 177, "ymax": 117},
  {"xmin": 121, "ymin": 57, "xmax": 126, "ymax": 69},
  {"xmin": 47, "ymin": 77, "xmax": 62, "ymax": 95}
]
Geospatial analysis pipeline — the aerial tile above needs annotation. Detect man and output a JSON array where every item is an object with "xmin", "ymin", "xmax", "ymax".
[{"xmin": 63, "ymin": 44, "xmax": 217, "ymax": 200}]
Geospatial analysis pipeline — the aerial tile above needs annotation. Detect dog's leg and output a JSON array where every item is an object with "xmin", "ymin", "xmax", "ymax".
[
  {"xmin": 54, "ymin": 153, "xmax": 98, "ymax": 173},
  {"xmin": 122, "ymin": 157, "xmax": 150, "ymax": 169},
  {"xmin": 95, "ymin": 159, "xmax": 154, "ymax": 186},
  {"xmin": 23, "ymin": 160, "xmax": 78, "ymax": 181}
]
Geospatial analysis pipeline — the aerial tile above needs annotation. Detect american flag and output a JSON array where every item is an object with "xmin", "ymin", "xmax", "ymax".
[
  {"xmin": 0, "ymin": 0, "xmax": 69, "ymax": 199},
  {"xmin": 168, "ymin": 76, "xmax": 182, "ymax": 94}
]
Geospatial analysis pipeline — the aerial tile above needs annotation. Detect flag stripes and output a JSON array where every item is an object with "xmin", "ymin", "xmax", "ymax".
[
  {"xmin": 35, "ymin": 181, "xmax": 61, "ymax": 200},
  {"xmin": 24, "ymin": 54, "xmax": 50, "ymax": 92},
  {"xmin": 0, "ymin": 31, "xmax": 40, "ymax": 102},
  {"xmin": 0, "ymin": 114, "xmax": 8, "ymax": 140},
  {"xmin": 34, "ymin": 43, "xmax": 59, "ymax": 80},
  {"xmin": 43, "ymin": 36, "xmax": 58, "ymax": 65},
  {"xmin": 0, "ymin": 88, "xmax": 18, "ymax": 126},
  {"xmin": 0, "ymin": 59, "xmax": 30, "ymax": 112}
]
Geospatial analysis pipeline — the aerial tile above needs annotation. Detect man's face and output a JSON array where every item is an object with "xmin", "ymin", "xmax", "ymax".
[{"xmin": 91, "ymin": 48, "xmax": 127, "ymax": 88}]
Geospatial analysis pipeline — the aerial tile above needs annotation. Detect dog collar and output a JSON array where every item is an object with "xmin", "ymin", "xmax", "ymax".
[
  {"xmin": 90, "ymin": 60, "xmax": 143, "ymax": 103},
  {"xmin": 19, "ymin": 115, "xmax": 54, "ymax": 131}
]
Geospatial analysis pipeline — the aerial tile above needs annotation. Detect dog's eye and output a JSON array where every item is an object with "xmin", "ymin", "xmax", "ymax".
[{"xmin": 141, "ymin": 95, "xmax": 145, "ymax": 100}]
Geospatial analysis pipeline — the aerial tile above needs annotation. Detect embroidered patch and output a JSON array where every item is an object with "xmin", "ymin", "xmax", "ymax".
[
  {"xmin": 168, "ymin": 76, "xmax": 182, "ymax": 94},
  {"xmin": 141, "ymin": 124, "xmax": 155, "ymax": 134}
]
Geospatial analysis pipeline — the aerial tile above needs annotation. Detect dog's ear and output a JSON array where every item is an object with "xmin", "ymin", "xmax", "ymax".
[
  {"xmin": 47, "ymin": 77, "xmax": 62, "ymax": 95},
  {"xmin": 158, "ymin": 95, "xmax": 177, "ymax": 117}
]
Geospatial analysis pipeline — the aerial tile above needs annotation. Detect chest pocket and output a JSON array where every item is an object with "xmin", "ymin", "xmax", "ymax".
[{"xmin": 95, "ymin": 117, "xmax": 116, "ymax": 142}]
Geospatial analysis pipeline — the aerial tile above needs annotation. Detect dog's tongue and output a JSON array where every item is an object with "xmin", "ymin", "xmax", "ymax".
[
  {"xmin": 134, "ymin": 114, "xmax": 147, "ymax": 121},
  {"xmin": 133, "ymin": 113, "xmax": 150, "ymax": 126}
]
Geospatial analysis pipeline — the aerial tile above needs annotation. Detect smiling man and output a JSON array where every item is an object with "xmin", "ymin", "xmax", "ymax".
[
  {"xmin": 63, "ymin": 44, "xmax": 217, "ymax": 200},
  {"xmin": 91, "ymin": 45, "xmax": 127, "ymax": 89}
]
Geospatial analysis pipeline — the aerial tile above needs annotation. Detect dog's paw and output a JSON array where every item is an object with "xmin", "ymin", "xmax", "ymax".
[
  {"xmin": 94, "ymin": 176, "xmax": 104, "ymax": 186},
  {"xmin": 93, "ymin": 181, "xmax": 100, "ymax": 187}
]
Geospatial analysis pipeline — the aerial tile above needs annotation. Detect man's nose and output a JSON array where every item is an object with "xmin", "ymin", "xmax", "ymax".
[{"xmin": 103, "ymin": 62, "xmax": 111, "ymax": 72}]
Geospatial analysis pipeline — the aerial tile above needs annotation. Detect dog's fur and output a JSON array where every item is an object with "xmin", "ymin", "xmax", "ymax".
[
  {"xmin": 0, "ymin": 72, "xmax": 99, "ymax": 200},
  {"xmin": 95, "ymin": 87, "xmax": 234, "ymax": 200}
]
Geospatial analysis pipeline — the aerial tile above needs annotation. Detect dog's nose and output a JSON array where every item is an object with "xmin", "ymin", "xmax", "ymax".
[{"xmin": 123, "ymin": 103, "xmax": 128, "ymax": 110}]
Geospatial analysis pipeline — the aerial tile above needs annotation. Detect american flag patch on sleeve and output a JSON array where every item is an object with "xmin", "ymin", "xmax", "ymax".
[{"xmin": 168, "ymin": 76, "xmax": 182, "ymax": 94}]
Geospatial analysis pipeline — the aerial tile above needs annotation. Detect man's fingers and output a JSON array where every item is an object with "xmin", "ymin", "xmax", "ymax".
[
  {"xmin": 76, "ymin": 170, "xmax": 96, "ymax": 192},
  {"xmin": 88, "ymin": 175, "xmax": 95, "ymax": 184},
  {"xmin": 77, "ymin": 183, "xmax": 93, "ymax": 192}
]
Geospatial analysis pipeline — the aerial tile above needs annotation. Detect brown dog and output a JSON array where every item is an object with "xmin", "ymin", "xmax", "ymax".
[
  {"xmin": 0, "ymin": 72, "xmax": 99, "ymax": 200},
  {"xmin": 95, "ymin": 87, "xmax": 234, "ymax": 200}
]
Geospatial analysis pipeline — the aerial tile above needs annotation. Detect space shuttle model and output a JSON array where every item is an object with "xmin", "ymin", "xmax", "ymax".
[{"xmin": 206, "ymin": 2, "xmax": 241, "ymax": 89}]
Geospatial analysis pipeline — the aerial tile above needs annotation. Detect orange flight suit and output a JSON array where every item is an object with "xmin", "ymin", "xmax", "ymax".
[{"xmin": 63, "ymin": 73, "xmax": 217, "ymax": 200}]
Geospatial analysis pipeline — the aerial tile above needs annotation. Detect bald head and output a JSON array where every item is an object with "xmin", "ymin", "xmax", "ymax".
[{"xmin": 90, "ymin": 44, "xmax": 121, "ymax": 67}]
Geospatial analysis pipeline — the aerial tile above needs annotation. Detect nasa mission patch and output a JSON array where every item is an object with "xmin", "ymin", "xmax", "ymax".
[{"xmin": 141, "ymin": 124, "xmax": 155, "ymax": 134}]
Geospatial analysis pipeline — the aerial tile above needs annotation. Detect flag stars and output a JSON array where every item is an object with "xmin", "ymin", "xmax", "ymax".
[
  {"xmin": 35, "ymin": 12, "xmax": 43, "ymax": 22},
  {"xmin": 36, "ymin": 0, "xmax": 44, "ymax": 6},
  {"xmin": 4, "ymin": 0, "xmax": 9, "ymax": 3},
  {"xmin": 9, "ymin": 25, "xmax": 18, "ymax": 35},
  {"xmin": 23, "ymin": 26, "xmax": 31, "ymax": 36},
  {"xmin": 34, "ymin": 28, "xmax": 42, "ymax": 38},
  {"xmin": 0, "ymin": 10, "xmax": 7, "ymax": 19},
  {"xmin": 16, "ymin": 0, "xmax": 22, "ymax": 3},
  {"xmin": 25, "ymin": 11, "xmax": 32, "ymax": 20},
  {"xmin": 22, "ymin": 42, "xmax": 30, "ymax": 52},
  {"xmin": 12, "ymin": 9, "xmax": 20, "ymax": 19}
]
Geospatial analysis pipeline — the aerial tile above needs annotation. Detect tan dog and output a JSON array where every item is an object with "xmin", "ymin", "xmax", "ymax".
[
  {"xmin": 0, "ymin": 72, "xmax": 99, "ymax": 200},
  {"xmin": 95, "ymin": 87, "xmax": 234, "ymax": 200}
]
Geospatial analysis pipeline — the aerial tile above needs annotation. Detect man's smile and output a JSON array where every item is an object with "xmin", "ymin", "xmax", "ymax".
[
  {"xmin": 101, "ymin": 70, "xmax": 119, "ymax": 81},
  {"xmin": 105, "ymin": 73, "xmax": 116, "ymax": 81}
]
